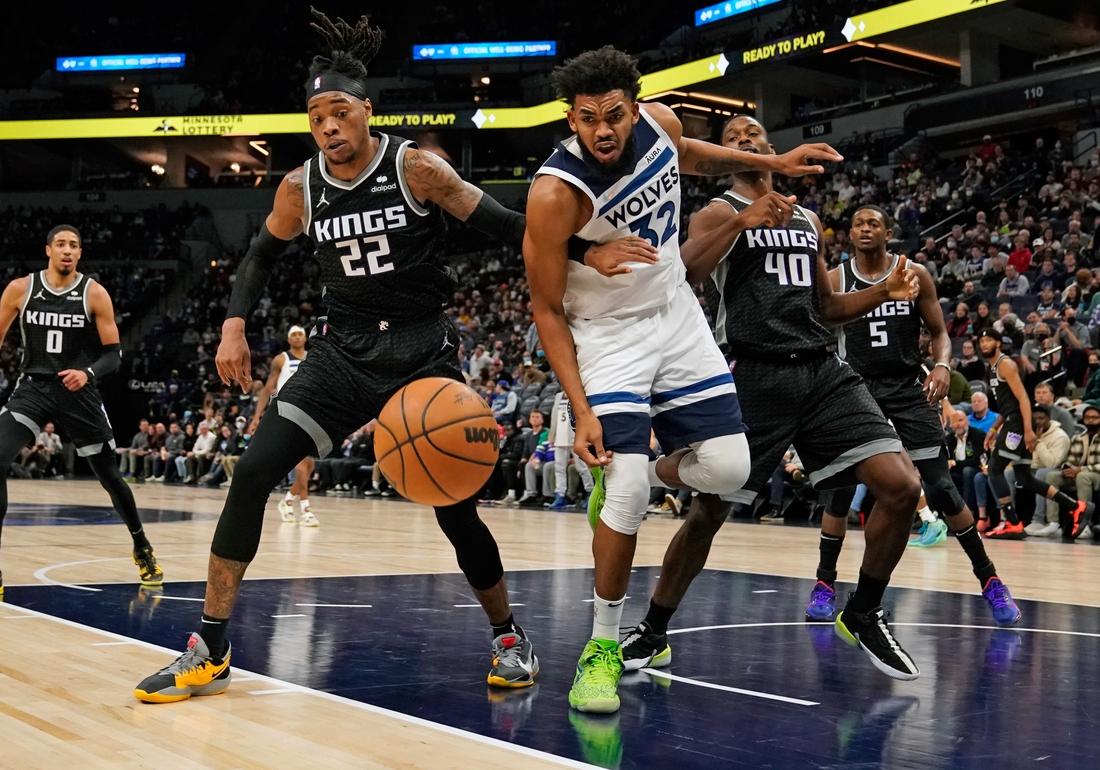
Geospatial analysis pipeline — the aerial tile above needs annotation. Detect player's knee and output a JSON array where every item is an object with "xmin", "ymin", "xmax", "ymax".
[
  {"xmin": 435, "ymin": 498, "xmax": 503, "ymax": 591},
  {"xmin": 874, "ymin": 470, "xmax": 921, "ymax": 512},
  {"xmin": 678, "ymin": 433, "xmax": 751, "ymax": 495},
  {"xmin": 926, "ymin": 476, "xmax": 965, "ymax": 517},
  {"xmin": 683, "ymin": 493, "xmax": 731, "ymax": 533},
  {"xmin": 599, "ymin": 453, "xmax": 651, "ymax": 536}
]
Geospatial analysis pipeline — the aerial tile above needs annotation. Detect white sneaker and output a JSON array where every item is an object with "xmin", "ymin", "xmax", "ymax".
[
  {"xmin": 299, "ymin": 510, "xmax": 319, "ymax": 527},
  {"xmin": 1080, "ymin": 525, "xmax": 1092, "ymax": 539},
  {"xmin": 1034, "ymin": 522, "xmax": 1061, "ymax": 538},
  {"xmin": 1024, "ymin": 521, "xmax": 1047, "ymax": 536},
  {"xmin": 152, "ymin": 476, "xmax": 165, "ymax": 483},
  {"xmin": 278, "ymin": 499, "xmax": 296, "ymax": 523}
]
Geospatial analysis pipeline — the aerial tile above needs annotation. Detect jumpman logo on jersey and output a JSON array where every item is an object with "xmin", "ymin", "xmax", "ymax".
[
  {"xmin": 316, "ymin": 188, "xmax": 330, "ymax": 209},
  {"xmin": 440, "ymin": 333, "xmax": 454, "ymax": 351},
  {"xmin": 33, "ymin": 290, "xmax": 44, "ymax": 300}
]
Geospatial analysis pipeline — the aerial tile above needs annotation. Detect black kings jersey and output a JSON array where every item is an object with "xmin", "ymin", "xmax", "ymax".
[
  {"xmin": 836, "ymin": 254, "xmax": 922, "ymax": 381},
  {"xmin": 18, "ymin": 271, "xmax": 100, "ymax": 375},
  {"xmin": 710, "ymin": 190, "xmax": 832, "ymax": 360},
  {"xmin": 303, "ymin": 132, "xmax": 451, "ymax": 326},
  {"xmin": 988, "ymin": 353, "xmax": 1022, "ymax": 427}
]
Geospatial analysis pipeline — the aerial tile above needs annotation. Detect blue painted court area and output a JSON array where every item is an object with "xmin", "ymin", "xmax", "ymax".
[
  {"xmin": 2, "ymin": 503, "xmax": 215, "ymax": 526},
  {"xmin": 6, "ymin": 568, "xmax": 1100, "ymax": 770}
]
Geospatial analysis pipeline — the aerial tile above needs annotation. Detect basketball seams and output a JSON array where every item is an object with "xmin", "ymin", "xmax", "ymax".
[
  {"xmin": 419, "ymin": 423, "xmax": 498, "ymax": 467},
  {"xmin": 418, "ymin": 380, "xmax": 498, "ymax": 468},
  {"xmin": 400, "ymin": 382, "xmax": 458, "ymax": 503},
  {"xmin": 374, "ymin": 417, "xmax": 405, "ymax": 494},
  {"xmin": 375, "ymin": 413, "xmax": 497, "ymax": 464}
]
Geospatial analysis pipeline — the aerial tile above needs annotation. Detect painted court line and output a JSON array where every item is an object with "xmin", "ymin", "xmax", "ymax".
[
  {"xmin": 271, "ymin": 613, "xmax": 306, "ymax": 618},
  {"xmin": 91, "ymin": 641, "xmax": 136, "ymax": 647},
  {"xmin": 454, "ymin": 604, "xmax": 525, "ymax": 608},
  {"xmin": 296, "ymin": 603, "xmax": 372, "ymax": 608},
  {"xmin": 669, "ymin": 620, "xmax": 1100, "ymax": 640},
  {"xmin": 752, "ymin": 590, "xmax": 778, "ymax": 594},
  {"xmin": 248, "ymin": 688, "xmax": 297, "ymax": 696},
  {"xmin": 156, "ymin": 595, "xmax": 205, "ymax": 602},
  {"xmin": 641, "ymin": 668, "xmax": 819, "ymax": 706},
  {"xmin": 4, "ymin": 604, "xmax": 603, "ymax": 770}
]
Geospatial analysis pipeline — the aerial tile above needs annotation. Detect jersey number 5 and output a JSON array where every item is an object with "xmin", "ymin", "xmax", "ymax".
[
  {"xmin": 336, "ymin": 236, "xmax": 393, "ymax": 277},
  {"xmin": 869, "ymin": 320, "xmax": 889, "ymax": 347}
]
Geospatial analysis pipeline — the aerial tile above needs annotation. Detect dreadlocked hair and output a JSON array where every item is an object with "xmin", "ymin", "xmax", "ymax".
[
  {"xmin": 307, "ymin": 6, "xmax": 383, "ymax": 80},
  {"xmin": 552, "ymin": 46, "xmax": 641, "ymax": 105}
]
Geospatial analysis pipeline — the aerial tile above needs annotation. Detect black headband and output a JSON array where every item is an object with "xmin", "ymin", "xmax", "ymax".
[{"xmin": 306, "ymin": 72, "xmax": 367, "ymax": 102}]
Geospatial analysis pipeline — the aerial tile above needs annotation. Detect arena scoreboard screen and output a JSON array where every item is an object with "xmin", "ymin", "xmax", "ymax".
[
  {"xmin": 413, "ymin": 41, "xmax": 556, "ymax": 60},
  {"xmin": 56, "ymin": 53, "xmax": 186, "ymax": 71}
]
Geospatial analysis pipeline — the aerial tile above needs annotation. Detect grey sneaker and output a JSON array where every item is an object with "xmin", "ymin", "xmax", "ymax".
[
  {"xmin": 488, "ymin": 632, "xmax": 539, "ymax": 688},
  {"xmin": 134, "ymin": 632, "xmax": 231, "ymax": 702}
]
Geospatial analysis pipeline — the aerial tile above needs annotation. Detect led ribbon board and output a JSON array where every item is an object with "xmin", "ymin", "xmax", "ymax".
[
  {"xmin": 56, "ymin": 54, "xmax": 186, "ymax": 71},
  {"xmin": 413, "ymin": 42, "xmax": 556, "ymax": 60},
  {"xmin": 695, "ymin": 0, "xmax": 785, "ymax": 27},
  {"xmin": 842, "ymin": 0, "xmax": 1009, "ymax": 42}
]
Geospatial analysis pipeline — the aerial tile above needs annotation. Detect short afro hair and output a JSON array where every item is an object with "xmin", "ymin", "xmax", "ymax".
[
  {"xmin": 46, "ymin": 224, "xmax": 81, "ymax": 247},
  {"xmin": 853, "ymin": 204, "xmax": 894, "ymax": 230},
  {"xmin": 552, "ymin": 46, "xmax": 641, "ymax": 105}
]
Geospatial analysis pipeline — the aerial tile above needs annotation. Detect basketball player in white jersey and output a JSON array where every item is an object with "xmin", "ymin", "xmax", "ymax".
[
  {"xmin": 524, "ymin": 46, "xmax": 842, "ymax": 713},
  {"xmin": 250, "ymin": 325, "xmax": 318, "ymax": 527}
]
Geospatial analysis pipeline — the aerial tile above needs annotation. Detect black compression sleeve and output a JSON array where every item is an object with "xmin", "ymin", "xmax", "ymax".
[
  {"xmin": 86, "ymin": 342, "xmax": 121, "ymax": 380},
  {"xmin": 567, "ymin": 236, "xmax": 592, "ymax": 264},
  {"xmin": 465, "ymin": 193, "xmax": 526, "ymax": 249},
  {"xmin": 226, "ymin": 224, "xmax": 293, "ymax": 320}
]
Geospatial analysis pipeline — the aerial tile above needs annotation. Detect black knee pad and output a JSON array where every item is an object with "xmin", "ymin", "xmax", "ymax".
[
  {"xmin": 915, "ymin": 458, "xmax": 965, "ymax": 517},
  {"xmin": 825, "ymin": 486, "xmax": 857, "ymax": 517},
  {"xmin": 435, "ymin": 498, "xmax": 504, "ymax": 591}
]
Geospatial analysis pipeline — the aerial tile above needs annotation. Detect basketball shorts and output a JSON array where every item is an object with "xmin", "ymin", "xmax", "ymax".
[
  {"xmin": 570, "ymin": 282, "xmax": 745, "ymax": 456},
  {"xmin": 2, "ymin": 375, "xmax": 115, "ymax": 455},
  {"xmin": 864, "ymin": 375, "xmax": 945, "ymax": 462},
  {"xmin": 993, "ymin": 417, "xmax": 1031, "ymax": 466},
  {"xmin": 724, "ymin": 354, "xmax": 903, "ymax": 505},
  {"xmin": 274, "ymin": 314, "xmax": 462, "ymax": 457}
]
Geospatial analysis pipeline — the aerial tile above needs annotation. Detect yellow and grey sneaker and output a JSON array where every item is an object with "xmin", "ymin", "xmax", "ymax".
[
  {"xmin": 569, "ymin": 638, "xmax": 624, "ymax": 713},
  {"xmin": 620, "ymin": 621, "xmax": 672, "ymax": 671},
  {"xmin": 133, "ymin": 546, "xmax": 163, "ymax": 587},
  {"xmin": 134, "ymin": 632, "xmax": 231, "ymax": 703},
  {"xmin": 587, "ymin": 467, "xmax": 606, "ymax": 533},
  {"xmin": 298, "ymin": 506, "xmax": 320, "ymax": 527},
  {"xmin": 488, "ymin": 632, "xmax": 539, "ymax": 687}
]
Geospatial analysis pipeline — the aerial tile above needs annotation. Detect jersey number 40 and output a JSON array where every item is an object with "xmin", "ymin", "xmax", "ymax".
[
  {"xmin": 335, "ymin": 235, "xmax": 393, "ymax": 277},
  {"xmin": 764, "ymin": 251, "xmax": 812, "ymax": 286}
]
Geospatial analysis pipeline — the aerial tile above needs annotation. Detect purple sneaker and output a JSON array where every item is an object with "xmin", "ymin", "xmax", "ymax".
[
  {"xmin": 806, "ymin": 581, "xmax": 837, "ymax": 622},
  {"xmin": 982, "ymin": 577, "xmax": 1022, "ymax": 627}
]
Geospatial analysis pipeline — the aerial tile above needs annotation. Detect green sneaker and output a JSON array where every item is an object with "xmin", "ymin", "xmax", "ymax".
[
  {"xmin": 908, "ymin": 518, "xmax": 948, "ymax": 547},
  {"xmin": 569, "ymin": 638, "xmax": 624, "ymax": 713},
  {"xmin": 568, "ymin": 710, "xmax": 623, "ymax": 768},
  {"xmin": 587, "ymin": 467, "xmax": 606, "ymax": 533}
]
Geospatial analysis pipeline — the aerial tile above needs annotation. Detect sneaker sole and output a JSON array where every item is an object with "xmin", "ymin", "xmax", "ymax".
[
  {"xmin": 487, "ymin": 657, "xmax": 540, "ymax": 688},
  {"xmin": 298, "ymin": 520, "xmax": 320, "ymax": 527},
  {"xmin": 806, "ymin": 609, "xmax": 837, "ymax": 622},
  {"xmin": 134, "ymin": 668, "xmax": 232, "ymax": 703},
  {"xmin": 569, "ymin": 693, "xmax": 620, "ymax": 713},
  {"xmin": 994, "ymin": 609, "xmax": 1023, "ymax": 627},
  {"xmin": 139, "ymin": 576, "xmax": 164, "ymax": 587},
  {"xmin": 623, "ymin": 644, "xmax": 672, "ymax": 671},
  {"xmin": 834, "ymin": 612, "xmax": 920, "ymax": 681}
]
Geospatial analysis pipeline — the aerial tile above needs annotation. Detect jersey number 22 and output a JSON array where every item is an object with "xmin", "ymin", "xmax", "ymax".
[{"xmin": 336, "ymin": 236, "xmax": 393, "ymax": 276}]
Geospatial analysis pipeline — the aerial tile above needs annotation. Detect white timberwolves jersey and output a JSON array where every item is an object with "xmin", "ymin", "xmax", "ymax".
[
  {"xmin": 274, "ymin": 351, "xmax": 302, "ymax": 395},
  {"xmin": 536, "ymin": 108, "xmax": 685, "ymax": 320}
]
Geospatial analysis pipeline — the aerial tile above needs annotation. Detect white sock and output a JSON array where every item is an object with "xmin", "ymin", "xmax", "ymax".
[
  {"xmin": 918, "ymin": 504, "xmax": 936, "ymax": 524},
  {"xmin": 647, "ymin": 459, "xmax": 662, "ymax": 488},
  {"xmin": 284, "ymin": 492, "xmax": 296, "ymax": 503},
  {"xmin": 300, "ymin": 499, "xmax": 311, "ymax": 513},
  {"xmin": 591, "ymin": 589, "xmax": 625, "ymax": 642}
]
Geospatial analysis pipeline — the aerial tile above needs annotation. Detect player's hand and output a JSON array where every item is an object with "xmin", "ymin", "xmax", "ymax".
[
  {"xmin": 58, "ymin": 369, "xmax": 89, "ymax": 391},
  {"xmin": 216, "ymin": 320, "xmax": 252, "ymax": 390},
  {"xmin": 1024, "ymin": 428, "xmax": 1037, "ymax": 453},
  {"xmin": 573, "ymin": 410, "xmax": 612, "ymax": 468},
  {"xmin": 248, "ymin": 418, "xmax": 259, "ymax": 435},
  {"xmin": 584, "ymin": 237, "xmax": 659, "ymax": 276},
  {"xmin": 984, "ymin": 431, "xmax": 996, "ymax": 451},
  {"xmin": 885, "ymin": 262, "xmax": 919, "ymax": 302},
  {"xmin": 923, "ymin": 366, "xmax": 950, "ymax": 404},
  {"xmin": 770, "ymin": 143, "xmax": 843, "ymax": 177},
  {"xmin": 736, "ymin": 192, "xmax": 797, "ymax": 230}
]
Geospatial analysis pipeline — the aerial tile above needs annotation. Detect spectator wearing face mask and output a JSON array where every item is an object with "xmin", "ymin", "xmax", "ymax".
[
  {"xmin": 1055, "ymin": 306, "xmax": 1091, "ymax": 385},
  {"xmin": 1038, "ymin": 405, "xmax": 1100, "ymax": 538}
]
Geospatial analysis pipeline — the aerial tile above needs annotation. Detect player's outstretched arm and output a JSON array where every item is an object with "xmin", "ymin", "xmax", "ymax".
[
  {"xmin": 60, "ymin": 282, "xmax": 121, "ymax": 391},
  {"xmin": 403, "ymin": 148, "xmax": 525, "ymax": 248},
  {"xmin": 913, "ymin": 263, "xmax": 952, "ymax": 403},
  {"xmin": 524, "ymin": 176, "xmax": 609, "ymax": 468},
  {"xmin": 0, "ymin": 278, "xmax": 28, "ymax": 345},
  {"xmin": 217, "ymin": 168, "xmax": 305, "ymax": 390},
  {"xmin": 682, "ymin": 193, "xmax": 796, "ymax": 284}
]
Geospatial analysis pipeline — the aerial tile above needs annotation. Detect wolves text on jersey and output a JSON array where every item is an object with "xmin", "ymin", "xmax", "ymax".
[
  {"xmin": 313, "ymin": 205, "xmax": 409, "ymax": 243},
  {"xmin": 601, "ymin": 165, "xmax": 679, "ymax": 229}
]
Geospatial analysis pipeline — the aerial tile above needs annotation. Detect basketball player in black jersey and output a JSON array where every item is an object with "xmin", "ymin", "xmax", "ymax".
[
  {"xmin": 610, "ymin": 116, "xmax": 924, "ymax": 680},
  {"xmin": 136, "ymin": 11, "xmax": 538, "ymax": 702},
  {"xmin": 805, "ymin": 205, "xmax": 1020, "ymax": 627},
  {"xmin": 0, "ymin": 225, "xmax": 162, "ymax": 599},
  {"xmin": 979, "ymin": 328, "xmax": 1093, "ymax": 540}
]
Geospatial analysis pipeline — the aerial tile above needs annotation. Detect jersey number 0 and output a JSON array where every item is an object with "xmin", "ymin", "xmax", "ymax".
[{"xmin": 335, "ymin": 236, "xmax": 393, "ymax": 276}]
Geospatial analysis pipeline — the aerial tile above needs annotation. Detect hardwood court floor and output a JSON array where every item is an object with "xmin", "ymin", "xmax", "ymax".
[{"xmin": 0, "ymin": 480, "xmax": 1096, "ymax": 769}]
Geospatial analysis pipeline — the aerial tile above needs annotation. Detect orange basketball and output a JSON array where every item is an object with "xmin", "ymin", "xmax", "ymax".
[{"xmin": 374, "ymin": 378, "xmax": 500, "ymax": 507}]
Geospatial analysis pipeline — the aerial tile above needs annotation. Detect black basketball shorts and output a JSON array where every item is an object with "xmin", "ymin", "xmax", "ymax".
[
  {"xmin": 272, "ymin": 314, "xmax": 463, "ymax": 457},
  {"xmin": 723, "ymin": 354, "xmax": 903, "ymax": 505},
  {"xmin": 993, "ymin": 417, "xmax": 1031, "ymax": 466},
  {"xmin": 2, "ymin": 376, "xmax": 115, "ymax": 455},
  {"xmin": 864, "ymin": 375, "xmax": 945, "ymax": 462}
]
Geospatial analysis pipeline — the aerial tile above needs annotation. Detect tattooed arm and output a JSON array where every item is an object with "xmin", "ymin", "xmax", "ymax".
[
  {"xmin": 641, "ymin": 103, "xmax": 843, "ymax": 177},
  {"xmin": 268, "ymin": 166, "xmax": 308, "ymax": 239}
]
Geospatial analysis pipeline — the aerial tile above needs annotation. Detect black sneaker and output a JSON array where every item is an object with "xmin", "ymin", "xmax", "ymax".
[
  {"xmin": 620, "ymin": 621, "xmax": 672, "ymax": 671},
  {"xmin": 835, "ymin": 601, "xmax": 920, "ymax": 681}
]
